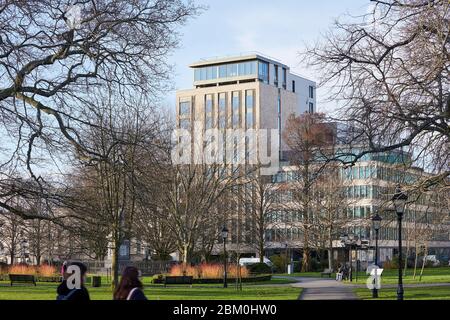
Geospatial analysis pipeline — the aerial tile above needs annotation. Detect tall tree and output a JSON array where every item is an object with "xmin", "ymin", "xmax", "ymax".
[
  {"xmin": 305, "ymin": 0, "xmax": 449, "ymax": 193},
  {"xmin": 283, "ymin": 112, "xmax": 335, "ymax": 271},
  {"xmin": 0, "ymin": 0, "xmax": 200, "ymax": 221}
]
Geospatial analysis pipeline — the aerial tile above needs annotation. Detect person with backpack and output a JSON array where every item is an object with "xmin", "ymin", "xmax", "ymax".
[
  {"xmin": 56, "ymin": 261, "xmax": 90, "ymax": 301},
  {"xmin": 113, "ymin": 266, "xmax": 147, "ymax": 300}
]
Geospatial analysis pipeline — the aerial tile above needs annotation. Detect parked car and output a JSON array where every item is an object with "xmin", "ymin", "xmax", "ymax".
[{"xmin": 239, "ymin": 257, "xmax": 273, "ymax": 267}]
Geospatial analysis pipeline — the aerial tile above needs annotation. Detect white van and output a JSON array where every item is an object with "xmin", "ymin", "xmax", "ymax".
[{"xmin": 239, "ymin": 257, "xmax": 273, "ymax": 267}]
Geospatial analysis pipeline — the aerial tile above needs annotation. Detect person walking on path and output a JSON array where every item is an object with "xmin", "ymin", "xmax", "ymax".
[
  {"xmin": 113, "ymin": 266, "xmax": 148, "ymax": 300},
  {"xmin": 57, "ymin": 261, "xmax": 90, "ymax": 301}
]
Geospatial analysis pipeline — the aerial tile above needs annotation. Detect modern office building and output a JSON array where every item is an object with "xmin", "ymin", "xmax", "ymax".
[
  {"xmin": 175, "ymin": 53, "xmax": 317, "ymax": 257},
  {"xmin": 175, "ymin": 53, "xmax": 316, "ymax": 160},
  {"xmin": 268, "ymin": 148, "xmax": 450, "ymax": 266},
  {"xmin": 175, "ymin": 53, "xmax": 450, "ymax": 267}
]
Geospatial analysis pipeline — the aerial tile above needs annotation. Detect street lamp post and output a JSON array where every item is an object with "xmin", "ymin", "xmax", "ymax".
[
  {"xmin": 392, "ymin": 184, "xmax": 408, "ymax": 301},
  {"xmin": 371, "ymin": 212, "xmax": 382, "ymax": 298},
  {"xmin": 221, "ymin": 225, "xmax": 229, "ymax": 288},
  {"xmin": 285, "ymin": 243, "xmax": 288, "ymax": 273},
  {"xmin": 348, "ymin": 233, "xmax": 355, "ymax": 282}
]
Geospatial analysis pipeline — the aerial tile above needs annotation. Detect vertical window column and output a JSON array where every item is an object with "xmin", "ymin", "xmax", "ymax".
[{"xmin": 205, "ymin": 94, "xmax": 214, "ymax": 129}]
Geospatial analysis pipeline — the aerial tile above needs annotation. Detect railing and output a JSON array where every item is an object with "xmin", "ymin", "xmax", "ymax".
[{"xmin": 79, "ymin": 260, "xmax": 174, "ymax": 276}]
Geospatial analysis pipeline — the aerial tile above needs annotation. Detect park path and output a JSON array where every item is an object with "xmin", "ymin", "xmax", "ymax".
[
  {"xmin": 275, "ymin": 276, "xmax": 359, "ymax": 300},
  {"xmin": 275, "ymin": 275, "xmax": 450, "ymax": 300}
]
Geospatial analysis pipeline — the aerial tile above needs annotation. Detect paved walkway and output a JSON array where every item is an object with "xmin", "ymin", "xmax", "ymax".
[
  {"xmin": 275, "ymin": 276, "xmax": 359, "ymax": 300},
  {"xmin": 274, "ymin": 275, "xmax": 450, "ymax": 300}
]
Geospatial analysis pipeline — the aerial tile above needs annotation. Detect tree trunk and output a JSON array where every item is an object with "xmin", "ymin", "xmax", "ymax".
[
  {"xmin": 413, "ymin": 245, "xmax": 419, "ymax": 279},
  {"xmin": 259, "ymin": 239, "xmax": 264, "ymax": 264},
  {"xmin": 328, "ymin": 227, "xmax": 333, "ymax": 270},
  {"xmin": 111, "ymin": 238, "xmax": 120, "ymax": 290},
  {"xmin": 419, "ymin": 246, "xmax": 428, "ymax": 282},
  {"xmin": 301, "ymin": 225, "xmax": 310, "ymax": 273}
]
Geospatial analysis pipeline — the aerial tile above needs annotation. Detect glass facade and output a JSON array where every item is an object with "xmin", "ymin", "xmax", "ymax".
[
  {"xmin": 194, "ymin": 60, "xmax": 257, "ymax": 81},
  {"xmin": 309, "ymin": 85, "xmax": 314, "ymax": 98},
  {"xmin": 179, "ymin": 101, "xmax": 190, "ymax": 115},
  {"xmin": 218, "ymin": 92, "xmax": 226, "ymax": 129},
  {"xmin": 258, "ymin": 61, "xmax": 269, "ymax": 84},
  {"xmin": 179, "ymin": 118, "xmax": 190, "ymax": 129},
  {"xmin": 232, "ymin": 91, "xmax": 240, "ymax": 128},
  {"xmin": 245, "ymin": 90, "xmax": 254, "ymax": 128},
  {"xmin": 205, "ymin": 94, "xmax": 213, "ymax": 129},
  {"xmin": 274, "ymin": 65, "xmax": 279, "ymax": 86}
]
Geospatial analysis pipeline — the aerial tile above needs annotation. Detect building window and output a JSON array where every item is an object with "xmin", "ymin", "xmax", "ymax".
[
  {"xmin": 258, "ymin": 61, "xmax": 269, "ymax": 84},
  {"xmin": 238, "ymin": 61, "xmax": 257, "ymax": 76},
  {"xmin": 205, "ymin": 94, "xmax": 214, "ymax": 129},
  {"xmin": 282, "ymin": 68, "xmax": 287, "ymax": 89},
  {"xmin": 218, "ymin": 92, "xmax": 226, "ymax": 129},
  {"xmin": 309, "ymin": 85, "xmax": 314, "ymax": 98},
  {"xmin": 179, "ymin": 119, "xmax": 190, "ymax": 129},
  {"xmin": 227, "ymin": 63, "xmax": 238, "ymax": 77},
  {"xmin": 232, "ymin": 91, "xmax": 240, "ymax": 128},
  {"xmin": 274, "ymin": 65, "xmax": 279, "ymax": 86},
  {"xmin": 219, "ymin": 65, "xmax": 227, "ymax": 78},
  {"xmin": 245, "ymin": 90, "xmax": 254, "ymax": 128},
  {"xmin": 205, "ymin": 94, "xmax": 213, "ymax": 113},
  {"xmin": 292, "ymin": 80, "xmax": 296, "ymax": 93},
  {"xmin": 309, "ymin": 102, "xmax": 314, "ymax": 113},
  {"xmin": 179, "ymin": 101, "xmax": 190, "ymax": 115}
]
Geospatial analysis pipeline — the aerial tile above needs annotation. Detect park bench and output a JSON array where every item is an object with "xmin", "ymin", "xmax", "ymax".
[
  {"xmin": 320, "ymin": 268, "xmax": 333, "ymax": 278},
  {"xmin": 164, "ymin": 276, "xmax": 193, "ymax": 288},
  {"xmin": 9, "ymin": 274, "xmax": 36, "ymax": 286}
]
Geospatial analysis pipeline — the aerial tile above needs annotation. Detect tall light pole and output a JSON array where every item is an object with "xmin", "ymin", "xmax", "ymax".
[
  {"xmin": 392, "ymin": 184, "xmax": 408, "ymax": 301},
  {"xmin": 348, "ymin": 233, "xmax": 355, "ymax": 282},
  {"xmin": 221, "ymin": 225, "xmax": 229, "ymax": 288},
  {"xmin": 371, "ymin": 212, "xmax": 382, "ymax": 298}
]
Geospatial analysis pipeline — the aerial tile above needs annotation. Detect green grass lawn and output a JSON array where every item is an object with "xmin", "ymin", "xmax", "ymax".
[
  {"xmin": 355, "ymin": 286, "xmax": 450, "ymax": 300},
  {"xmin": 279, "ymin": 267, "xmax": 450, "ymax": 285},
  {"xmin": 278, "ymin": 271, "xmax": 331, "ymax": 277},
  {"xmin": 0, "ymin": 279, "xmax": 301, "ymax": 300},
  {"xmin": 349, "ymin": 267, "xmax": 450, "ymax": 285}
]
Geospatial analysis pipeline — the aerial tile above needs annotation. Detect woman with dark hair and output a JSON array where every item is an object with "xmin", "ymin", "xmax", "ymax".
[{"xmin": 113, "ymin": 266, "xmax": 147, "ymax": 300}]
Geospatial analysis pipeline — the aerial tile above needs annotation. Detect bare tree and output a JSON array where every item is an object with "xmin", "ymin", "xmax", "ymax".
[
  {"xmin": 283, "ymin": 112, "xmax": 336, "ymax": 271},
  {"xmin": 0, "ymin": 211, "xmax": 25, "ymax": 264},
  {"xmin": 240, "ymin": 172, "xmax": 279, "ymax": 263},
  {"xmin": 0, "ymin": 0, "xmax": 200, "ymax": 220},
  {"xmin": 305, "ymin": 0, "xmax": 449, "ymax": 193},
  {"xmin": 310, "ymin": 164, "xmax": 353, "ymax": 270},
  {"xmin": 160, "ymin": 162, "xmax": 244, "ymax": 265}
]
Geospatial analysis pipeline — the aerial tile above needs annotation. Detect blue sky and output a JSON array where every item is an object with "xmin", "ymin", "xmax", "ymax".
[{"xmin": 163, "ymin": 0, "xmax": 370, "ymax": 112}]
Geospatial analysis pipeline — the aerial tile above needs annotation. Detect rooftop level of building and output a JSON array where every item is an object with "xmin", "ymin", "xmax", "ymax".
[{"xmin": 189, "ymin": 52, "xmax": 289, "ymax": 69}]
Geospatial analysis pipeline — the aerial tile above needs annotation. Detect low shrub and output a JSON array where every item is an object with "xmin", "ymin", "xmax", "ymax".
[
  {"xmin": 37, "ymin": 264, "xmax": 57, "ymax": 277},
  {"xmin": 248, "ymin": 263, "xmax": 272, "ymax": 274},
  {"xmin": 168, "ymin": 263, "xmax": 249, "ymax": 279},
  {"xmin": 8, "ymin": 264, "xmax": 36, "ymax": 275},
  {"xmin": 383, "ymin": 257, "xmax": 399, "ymax": 270},
  {"xmin": 228, "ymin": 264, "xmax": 249, "ymax": 278},
  {"xmin": 309, "ymin": 258, "xmax": 322, "ymax": 272},
  {"xmin": 269, "ymin": 255, "xmax": 288, "ymax": 273},
  {"xmin": 0, "ymin": 262, "xmax": 8, "ymax": 275}
]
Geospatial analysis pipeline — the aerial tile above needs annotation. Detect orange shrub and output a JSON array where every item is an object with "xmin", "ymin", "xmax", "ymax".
[
  {"xmin": 169, "ymin": 264, "xmax": 197, "ymax": 277},
  {"xmin": 228, "ymin": 265, "xmax": 249, "ymax": 278},
  {"xmin": 37, "ymin": 264, "xmax": 57, "ymax": 277},
  {"xmin": 8, "ymin": 264, "xmax": 36, "ymax": 275},
  {"xmin": 199, "ymin": 263, "xmax": 222, "ymax": 279},
  {"xmin": 169, "ymin": 263, "xmax": 249, "ymax": 279}
]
